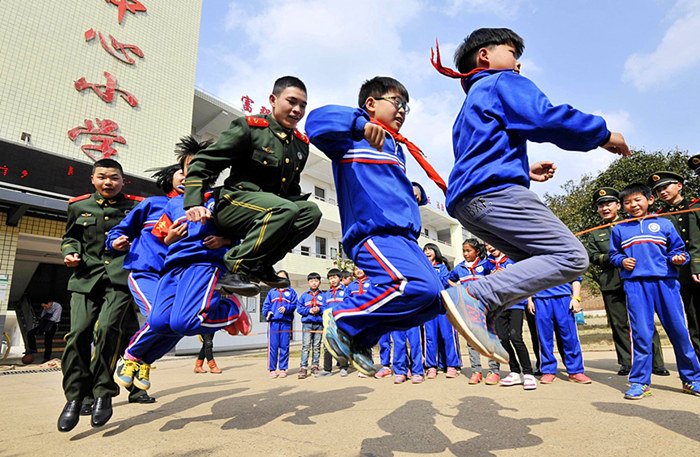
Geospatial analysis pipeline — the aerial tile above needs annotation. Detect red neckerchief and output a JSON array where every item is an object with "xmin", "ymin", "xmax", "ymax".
[
  {"xmin": 489, "ymin": 255, "xmax": 509, "ymax": 272},
  {"xmin": 430, "ymin": 39, "xmax": 487, "ymax": 94},
  {"xmin": 167, "ymin": 189, "xmax": 180, "ymax": 198},
  {"xmin": 370, "ymin": 117, "xmax": 447, "ymax": 195},
  {"xmin": 467, "ymin": 258, "xmax": 480, "ymax": 274},
  {"xmin": 358, "ymin": 277, "xmax": 368, "ymax": 294},
  {"xmin": 309, "ymin": 290, "xmax": 320, "ymax": 306}
]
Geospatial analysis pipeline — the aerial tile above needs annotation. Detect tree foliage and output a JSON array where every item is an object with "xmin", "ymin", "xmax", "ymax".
[{"xmin": 543, "ymin": 148, "xmax": 696, "ymax": 293}]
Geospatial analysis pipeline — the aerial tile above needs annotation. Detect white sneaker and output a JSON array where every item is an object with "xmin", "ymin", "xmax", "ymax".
[
  {"xmin": 523, "ymin": 374, "xmax": 537, "ymax": 390},
  {"xmin": 500, "ymin": 372, "xmax": 523, "ymax": 386}
]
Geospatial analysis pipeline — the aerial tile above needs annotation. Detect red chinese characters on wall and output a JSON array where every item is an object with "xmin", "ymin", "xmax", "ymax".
[
  {"xmin": 85, "ymin": 28, "xmax": 144, "ymax": 65},
  {"xmin": 67, "ymin": 119, "xmax": 126, "ymax": 160},
  {"xmin": 241, "ymin": 95, "xmax": 254, "ymax": 113},
  {"xmin": 75, "ymin": 72, "xmax": 138, "ymax": 107},
  {"xmin": 106, "ymin": 0, "xmax": 147, "ymax": 24}
]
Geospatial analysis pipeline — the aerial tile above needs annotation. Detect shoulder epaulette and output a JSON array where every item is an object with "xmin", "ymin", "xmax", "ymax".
[
  {"xmin": 124, "ymin": 194, "xmax": 145, "ymax": 202},
  {"xmin": 68, "ymin": 194, "xmax": 91, "ymax": 204},
  {"xmin": 690, "ymin": 199, "xmax": 700, "ymax": 208},
  {"xmin": 293, "ymin": 129, "xmax": 309, "ymax": 144},
  {"xmin": 246, "ymin": 116, "xmax": 269, "ymax": 128}
]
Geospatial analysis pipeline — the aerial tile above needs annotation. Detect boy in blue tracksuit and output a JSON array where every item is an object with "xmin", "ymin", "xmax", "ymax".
[
  {"xmin": 531, "ymin": 279, "xmax": 590, "ymax": 386},
  {"xmin": 318, "ymin": 269, "xmax": 350, "ymax": 377},
  {"xmin": 146, "ymin": 191, "xmax": 247, "ymax": 352},
  {"xmin": 306, "ymin": 76, "xmax": 443, "ymax": 376},
  {"xmin": 296, "ymin": 272, "xmax": 325, "ymax": 378},
  {"xmin": 262, "ymin": 270, "xmax": 297, "ymax": 378},
  {"xmin": 609, "ymin": 183, "xmax": 700, "ymax": 399},
  {"xmin": 434, "ymin": 28, "xmax": 630, "ymax": 362}
]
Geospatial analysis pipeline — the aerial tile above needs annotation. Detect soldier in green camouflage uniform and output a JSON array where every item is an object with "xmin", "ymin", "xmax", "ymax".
[
  {"xmin": 58, "ymin": 159, "xmax": 144, "ymax": 432},
  {"xmin": 586, "ymin": 187, "xmax": 667, "ymax": 376},
  {"xmin": 649, "ymin": 171, "xmax": 700, "ymax": 360},
  {"xmin": 184, "ymin": 76, "xmax": 321, "ymax": 296}
]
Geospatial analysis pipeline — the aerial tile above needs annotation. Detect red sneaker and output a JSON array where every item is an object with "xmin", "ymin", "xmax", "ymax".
[
  {"xmin": 374, "ymin": 366, "xmax": 392, "ymax": 378},
  {"xmin": 469, "ymin": 372, "xmax": 483, "ymax": 384},
  {"xmin": 446, "ymin": 367, "xmax": 459, "ymax": 378},
  {"xmin": 569, "ymin": 373, "xmax": 592, "ymax": 384},
  {"xmin": 540, "ymin": 373, "xmax": 556, "ymax": 384},
  {"xmin": 426, "ymin": 367, "xmax": 438, "ymax": 379}
]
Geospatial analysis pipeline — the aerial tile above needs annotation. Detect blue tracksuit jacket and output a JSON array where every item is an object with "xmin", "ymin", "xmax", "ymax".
[
  {"xmin": 324, "ymin": 284, "xmax": 347, "ymax": 310},
  {"xmin": 346, "ymin": 277, "xmax": 372, "ymax": 296},
  {"xmin": 106, "ymin": 192, "xmax": 178, "ymax": 272},
  {"xmin": 306, "ymin": 105, "xmax": 423, "ymax": 260},
  {"xmin": 296, "ymin": 289, "xmax": 325, "ymax": 324},
  {"xmin": 488, "ymin": 255, "xmax": 527, "ymax": 310},
  {"xmin": 262, "ymin": 287, "xmax": 298, "ymax": 322},
  {"xmin": 609, "ymin": 216, "xmax": 688, "ymax": 278},
  {"xmin": 448, "ymin": 258, "xmax": 490, "ymax": 284},
  {"xmin": 446, "ymin": 69, "xmax": 610, "ymax": 214}
]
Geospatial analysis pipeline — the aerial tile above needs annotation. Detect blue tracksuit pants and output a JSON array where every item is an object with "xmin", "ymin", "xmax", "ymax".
[
  {"xmin": 333, "ymin": 235, "xmax": 442, "ymax": 348},
  {"xmin": 125, "ymin": 271, "xmax": 180, "ymax": 365},
  {"xmin": 392, "ymin": 327, "xmax": 424, "ymax": 376},
  {"xmin": 267, "ymin": 320, "xmax": 292, "ymax": 371},
  {"xmin": 150, "ymin": 265, "xmax": 241, "ymax": 336},
  {"xmin": 378, "ymin": 333, "xmax": 392, "ymax": 367},
  {"xmin": 533, "ymin": 296, "xmax": 584, "ymax": 375},
  {"xmin": 625, "ymin": 278, "xmax": 700, "ymax": 384},
  {"xmin": 423, "ymin": 314, "xmax": 462, "ymax": 368}
]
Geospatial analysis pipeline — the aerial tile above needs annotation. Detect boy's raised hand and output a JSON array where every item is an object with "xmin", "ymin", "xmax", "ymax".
[
  {"xmin": 64, "ymin": 253, "xmax": 81, "ymax": 267},
  {"xmin": 112, "ymin": 235, "xmax": 131, "ymax": 251},
  {"xmin": 186, "ymin": 205, "xmax": 211, "ymax": 223},
  {"xmin": 602, "ymin": 132, "xmax": 631, "ymax": 157},
  {"xmin": 364, "ymin": 123, "xmax": 385, "ymax": 151},
  {"xmin": 622, "ymin": 257, "xmax": 636, "ymax": 271},
  {"xmin": 529, "ymin": 161, "xmax": 556, "ymax": 182}
]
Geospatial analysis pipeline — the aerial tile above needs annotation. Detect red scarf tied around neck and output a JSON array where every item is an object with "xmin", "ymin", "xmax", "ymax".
[{"xmin": 369, "ymin": 117, "xmax": 447, "ymax": 196}]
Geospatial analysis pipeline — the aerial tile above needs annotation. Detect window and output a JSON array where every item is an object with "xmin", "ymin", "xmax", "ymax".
[
  {"xmin": 330, "ymin": 247, "xmax": 337, "ymax": 258},
  {"xmin": 300, "ymin": 246, "xmax": 310, "ymax": 256},
  {"xmin": 314, "ymin": 186, "xmax": 326, "ymax": 201},
  {"xmin": 423, "ymin": 228, "xmax": 429, "ymax": 237},
  {"xmin": 316, "ymin": 237, "xmax": 327, "ymax": 259}
]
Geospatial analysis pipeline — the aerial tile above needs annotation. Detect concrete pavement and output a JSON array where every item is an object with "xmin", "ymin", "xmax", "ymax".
[{"xmin": 0, "ymin": 347, "xmax": 698, "ymax": 456}]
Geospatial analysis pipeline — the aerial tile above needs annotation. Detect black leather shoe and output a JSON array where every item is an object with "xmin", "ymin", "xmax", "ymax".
[
  {"xmin": 129, "ymin": 393, "xmax": 156, "ymax": 404},
  {"xmin": 652, "ymin": 366, "xmax": 670, "ymax": 376},
  {"xmin": 617, "ymin": 365, "xmax": 631, "ymax": 376},
  {"xmin": 57, "ymin": 400, "xmax": 81, "ymax": 432},
  {"xmin": 250, "ymin": 265, "xmax": 291, "ymax": 288},
  {"xmin": 215, "ymin": 272, "xmax": 260, "ymax": 297},
  {"xmin": 91, "ymin": 396, "xmax": 113, "ymax": 427},
  {"xmin": 80, "ymin": 402, "xmax": 93, "ymax": 416}
]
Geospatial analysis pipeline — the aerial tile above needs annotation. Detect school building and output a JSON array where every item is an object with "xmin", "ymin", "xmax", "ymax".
[{"xmin": 0, "ymin": 1, "xmax": 466, "ymax": 358}]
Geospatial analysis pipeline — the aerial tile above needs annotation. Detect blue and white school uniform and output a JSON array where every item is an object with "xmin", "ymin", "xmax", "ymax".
[
  {"xmin": 263, "ymin": 287, "xmax": 298, "ymax": 371},
  {"xmin": 306, "ymin": 105, "xmax": 443, "ymax": 348},
  {"xmin": 424, "ymin": 263, "xmax": 462, "ymax": 369},
  {"xmin": 147, "ymin": 194, "xmax": 241, "ymax": 350},
  {"xmin": 532, "ymin": 281, "xmax": 584, "ymax": 375},
  {"xmin": 610, "ymin": 216, "xmax": 700, "ymax": 384}
]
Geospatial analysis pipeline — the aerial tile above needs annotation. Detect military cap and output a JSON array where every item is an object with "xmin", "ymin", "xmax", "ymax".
[
  {"xmin": 688, "ymin": 154, "xmax": 700, "ymax": 172},
  {"xmin": 647, "ymin": 171, "xmax": 683, "ymax": 191},
  {"xmin": 593, "ymin": 187, "xmax": 620, "ymax": 206}
]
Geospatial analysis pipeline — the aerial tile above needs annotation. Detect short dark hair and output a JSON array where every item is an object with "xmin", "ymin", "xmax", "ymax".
[
  {"xmin": 92, "ymin": 158, "xmax": 123, "ymax": 175},
  {"xmin": 272, "ymin": 76, "xmax": 307, "ymax": 96},
  {"xmin": 358, "ymin": 76, "xmax": 409, "ymax": 109},
  {"xmin": 175, "ymin": 135, "xmax": 211, "ymax": 169},
  {"xmin": 340, "ymin": 270, "xmax": 352, "ymax": 279},
  {"xmin": 619, "ymin": 183, "xmax": 652, "ymax": 201},
  {"xmin": 454, "ymin": 28, "xmax": 525, "ymax": 74},
  {"xmin": 327, "ymin": 268, "xmax": 342, "ymax": 279},
  {"xmin": 149, "ymin": 164, "xmax": 181, "ymax": 193},
  {"xmin": 307, "ymin": 272, "xmax": 321, "ymax": 281}
]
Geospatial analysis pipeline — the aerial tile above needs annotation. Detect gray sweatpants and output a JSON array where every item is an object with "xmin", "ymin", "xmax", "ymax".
[{"xmin": 453, "ymin": 185, "xmax": 588, "ymax": 313}]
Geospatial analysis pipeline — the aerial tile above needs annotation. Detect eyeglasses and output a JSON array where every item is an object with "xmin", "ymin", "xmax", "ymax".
[{"xmin": 375, "ymin": 96, "xmax": 410, "ymax": 115}]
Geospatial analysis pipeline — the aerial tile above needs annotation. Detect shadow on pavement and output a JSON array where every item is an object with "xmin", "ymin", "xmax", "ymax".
[
  {"xmin": 160, "ymin": 385, "xmax": 373, "ymax": 431},
  {"xmin": 360, "ymin": 396, "xmax": 557, "ymax": 457},
  {"xmin": 593, "ymin": 401, "xmax": 700, "ymax": 442}
]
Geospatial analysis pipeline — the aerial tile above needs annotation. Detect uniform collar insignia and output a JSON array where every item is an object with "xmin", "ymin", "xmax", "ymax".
[
  {"xmin": 81, "ymin": 212, "xmax": 92, "ymax": 217},
  {"xmin": 96, "ymin": 199, "xmax": 104, "ymax": 205}
]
